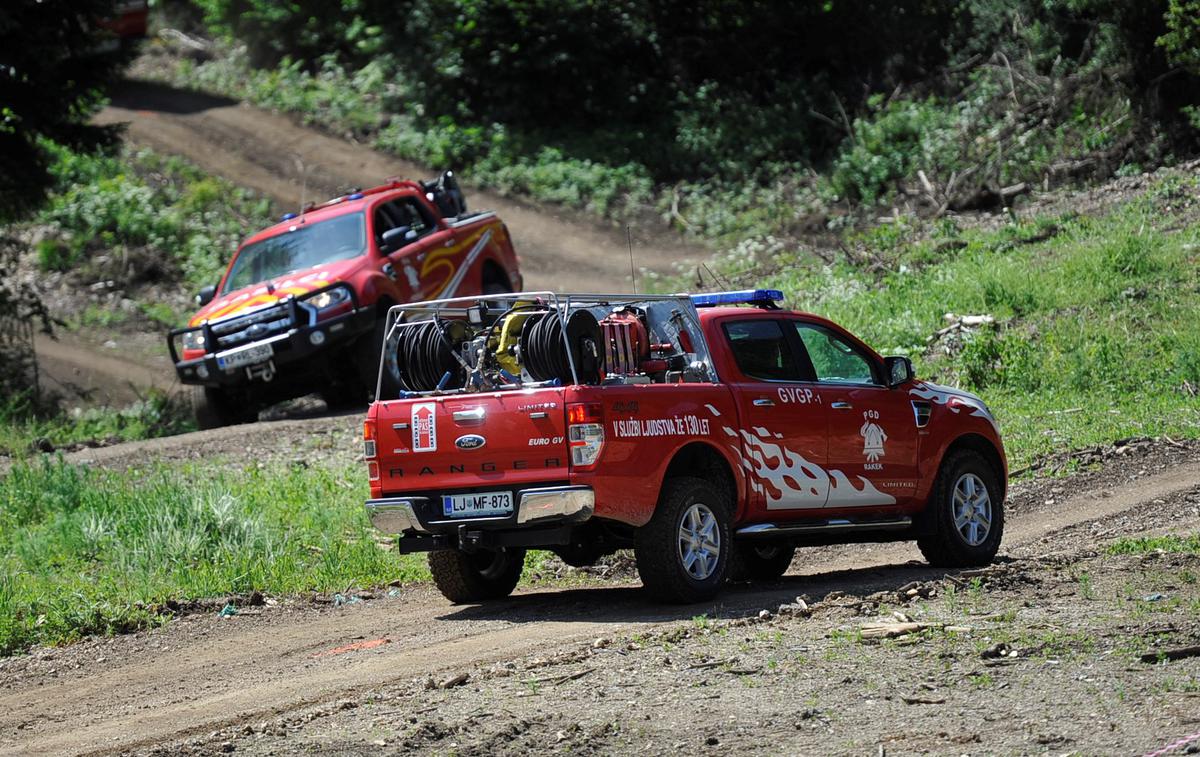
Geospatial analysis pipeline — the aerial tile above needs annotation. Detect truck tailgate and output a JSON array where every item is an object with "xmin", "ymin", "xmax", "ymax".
[{"xmin": 374, "ymin": 389, "xmax": 569, "ymax": 494}]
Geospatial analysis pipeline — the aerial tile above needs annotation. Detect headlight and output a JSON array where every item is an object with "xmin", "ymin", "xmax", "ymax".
[
  {"xmin": 182, "ymin": 330, "xmax": 206, "ymax": 351},
  {"xmin": 305, "ymin": 287, "xmax": 352, "ymax": 310}
]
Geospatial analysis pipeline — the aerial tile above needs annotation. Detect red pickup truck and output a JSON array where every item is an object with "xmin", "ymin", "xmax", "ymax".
[
  {"xmin": 168, "ymin": 174, "xmax": 521, "ymax": 427},
  {"xmin": 363, "ymin": 290, "xmax": 1006, "ymax": 603}
]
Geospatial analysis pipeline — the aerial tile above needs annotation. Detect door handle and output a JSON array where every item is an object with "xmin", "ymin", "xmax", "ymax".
[
  {"xmin": 831, "ymin": 401, "xmax": 853, "ymax": 410},
  {"xmin": 753, "ymin": 398, "xmax": 776, "ymax": 407},
  {"xmin": 443, "ymin": 238, "xmax": 456, "ymax": 247}
]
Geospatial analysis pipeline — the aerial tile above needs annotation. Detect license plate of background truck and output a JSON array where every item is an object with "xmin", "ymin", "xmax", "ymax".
[
  {"xmin": 216, "ymin": 342, "xmax": 273, "ymax": 370},
  {"xmin": 443, "ymin": 491, "xmax": 513, "ymax": 518}
]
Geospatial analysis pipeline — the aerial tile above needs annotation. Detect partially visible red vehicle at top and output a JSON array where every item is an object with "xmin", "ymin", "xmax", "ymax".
[
  {"xmin": 168, "ymin": 173, "xmax": 522, "ymax": 428},
  {"xmin": 362, "ymin": 289, "xmax": 1007, "ymax": 604}
]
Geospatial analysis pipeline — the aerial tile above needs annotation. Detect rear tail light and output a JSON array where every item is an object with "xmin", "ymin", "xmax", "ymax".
[
  {"xmin": 363, "ymin": 419, "xmax": 377, "ymax": 461},
  {"xmin": 567, "ymin": 402, "xmax": 604, "ymax": 468}
]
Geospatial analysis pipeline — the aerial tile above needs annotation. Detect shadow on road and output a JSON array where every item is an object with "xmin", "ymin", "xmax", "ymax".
[
  {"xmin": 437, "ymin": 560, "xmax": 961, "ymax": 626},
  {"xmin": 109, "ymin": 79, "xmax": 238, "ymax": 115}
]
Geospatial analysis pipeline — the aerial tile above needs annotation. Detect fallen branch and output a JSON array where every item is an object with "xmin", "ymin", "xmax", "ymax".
[{"xmin": 1140, "ymin": 646, "xmax": 1200, "ymax": 664}]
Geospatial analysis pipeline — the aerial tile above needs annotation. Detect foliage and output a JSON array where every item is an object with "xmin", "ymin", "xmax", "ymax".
[
  {"xmin": 660, "ymin": 171, "xmax": 1200, "ymax": 469},
  {"xmin": 0, "ymin": 0, "xmax": 134, "ymax": 223},
  {"xmin": 36, "ymin": 142, "xmax": 272, "ymax": 289},
  {"xmin": 0, "ymin": 459, "xmax": 423, "ymax": 654}
]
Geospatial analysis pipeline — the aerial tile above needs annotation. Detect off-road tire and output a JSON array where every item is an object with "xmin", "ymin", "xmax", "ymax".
[
  {"xmin": 635, "ymin": 477, "xmax": 732, "ymax": 603},
  {"xmin": 482, "ymin": 276, "xmax": 513, "ymax": 295},
  {"xmin": 191, "ymin": 385, "xmax": 251, "ymax": 429},
  {"xmin": 729, "ymin": 543, "xmax": 796, "ymax": 582},
  {"xmin": 428, "ymin": 547, "xmax": 526, "ymax": 604},
  {"xmin": 917, "ymin": 449, "xmax": 1004, "ymax": 568},
  {"xmin": 356, "ymin": 313, "xmax": 401, "ymax": 401}
]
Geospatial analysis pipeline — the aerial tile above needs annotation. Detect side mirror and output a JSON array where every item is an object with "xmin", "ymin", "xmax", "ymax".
[
  {"xmin": 196, "ymin": 284, "xmax": 217, "ymax": 307},
  {"xmin": 381, "ymin": 225, "xmax": 418, "ymax": 254},
  {"xmin": 884, "ymin": 355, "xmax": 914, "ymax": 387}
]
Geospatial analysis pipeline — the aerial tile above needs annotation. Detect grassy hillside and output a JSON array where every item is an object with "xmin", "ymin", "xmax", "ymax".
[{"xmin": 668, "ymin": 170, "xmax": 1200, "ymax": 469}]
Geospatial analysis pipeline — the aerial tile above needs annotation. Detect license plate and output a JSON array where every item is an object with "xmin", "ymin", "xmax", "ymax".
[
  {"xmin": 442, "ymin": 491, "xmax": 513, "ymax": 518},
  {"xmin": 216, "ymin": 342, "xmax": 273, "ymax": 370}
]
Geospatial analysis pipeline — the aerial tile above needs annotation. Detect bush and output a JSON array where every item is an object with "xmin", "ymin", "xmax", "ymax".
[{"xmin": 35, "ymin": 142, "xmax": 272, "ymax": 289}]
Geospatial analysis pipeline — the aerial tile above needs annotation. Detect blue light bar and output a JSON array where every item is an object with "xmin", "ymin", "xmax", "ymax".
[
  {"xmin": 280, "ymin": 212, "xmax": 298, "ymax": 221},
  {"xmin": 690, "ymin": 289, "xmax": 784, "ymax": 308},
  {"xmin": 346, "ymin": 192, "xmax": 364, "ymax": 200}
]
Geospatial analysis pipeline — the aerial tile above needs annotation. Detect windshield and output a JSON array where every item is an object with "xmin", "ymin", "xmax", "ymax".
[{"xmin": 222, "ymin": 212, "xmax": 366, "ymax": 294}]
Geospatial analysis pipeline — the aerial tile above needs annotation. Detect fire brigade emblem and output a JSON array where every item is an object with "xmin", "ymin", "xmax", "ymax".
[{"xmin": 860, "ymin": 414, "xmax": 887, "ymax": 463}]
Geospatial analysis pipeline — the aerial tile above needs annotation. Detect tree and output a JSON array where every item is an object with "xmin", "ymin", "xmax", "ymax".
[{"xmin": 0, "ymin": 0, "xmax": 133, "ymax": 224}]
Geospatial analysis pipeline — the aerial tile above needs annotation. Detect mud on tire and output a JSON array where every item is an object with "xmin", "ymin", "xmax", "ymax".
[
  {"xmin": 635, "ymin": 476, "xmax": 732, "ymax": 603},
  {"xmin": 428, "ymin": 547, "xmax": 526, "ymax": 604},
  {"xmin": 917, "ymin": 449, "xmax": 1004, "ymax": 568}
]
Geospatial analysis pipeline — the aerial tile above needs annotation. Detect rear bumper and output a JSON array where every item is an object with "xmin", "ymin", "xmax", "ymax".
[{"xmin": 365, "ymin": 485, "xmax": 594, "ymax": 552}]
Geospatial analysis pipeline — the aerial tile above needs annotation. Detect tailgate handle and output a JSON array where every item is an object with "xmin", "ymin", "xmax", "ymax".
[
  {"xmin": 529, "ymin": 411, "xmax": 548, "ymax": 419},
  {"xmin": 453, "ymin": 407, "xmax": 486, "ymax": 423}
]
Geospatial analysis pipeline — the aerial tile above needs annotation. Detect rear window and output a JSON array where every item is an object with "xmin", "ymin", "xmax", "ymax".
[{"xmin": 723, "ymin": 320, "xmax": 802, "ymax": 382}]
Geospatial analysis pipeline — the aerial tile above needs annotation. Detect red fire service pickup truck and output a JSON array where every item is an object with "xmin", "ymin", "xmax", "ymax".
[
  {"xmin": 363, "ymin": 290, "xmax": 1006, "ymax": 604},
  {"xmin": 168, "ymin": 173, "xmax": 521, "ymax": 428}
]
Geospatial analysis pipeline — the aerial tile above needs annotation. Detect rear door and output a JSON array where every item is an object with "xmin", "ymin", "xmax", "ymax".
[
  {"xmin": 375, "ymin": 389, "xmax": 569, "ymax": 495},
  {"xmin": 720, "ymin": 317, "xmax": 831, "ymax": 516},
  {"xmin": 792, "ymin": 321, "xmax": 920, "ymax": 507}
]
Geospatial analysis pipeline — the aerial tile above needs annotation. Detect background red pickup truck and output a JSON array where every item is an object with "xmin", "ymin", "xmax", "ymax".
[
  {"xmin": 168, "ymin": 174, "xmax": 521, "ymax": 427},
  {"xmin": 364, "ymin": 290, "xmax": 1006, "ymax": 603}
]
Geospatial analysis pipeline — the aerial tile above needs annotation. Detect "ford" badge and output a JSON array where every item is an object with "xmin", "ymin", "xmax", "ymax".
[{"xmin": 455, "ymin": 434, "xmax": 486, "ymax": 450}]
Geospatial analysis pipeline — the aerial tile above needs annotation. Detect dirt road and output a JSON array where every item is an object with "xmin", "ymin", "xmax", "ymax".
[
  {"xmin": 2, "ymin": 439, "xmax": 1198, "ymax": 755},
  {"xmin": 96, "ymin": 80, "xmax": 705, "ymax": 293}
]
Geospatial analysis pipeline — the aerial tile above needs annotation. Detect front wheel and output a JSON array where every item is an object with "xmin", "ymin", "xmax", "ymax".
[
  {"xmin": 917, "ymin": 450, "xmax": 1004, "ymax": 568},
  {"xmin": 191, "ymin": 385, "xmax": 254, "ymax": 429},
  {"xmin": 635, "ymin": 477, "xmax": 732, "ymax": 603},
  {"xmin": 428, "ymin": 547, "xmax": 526, "ymax": 604}
]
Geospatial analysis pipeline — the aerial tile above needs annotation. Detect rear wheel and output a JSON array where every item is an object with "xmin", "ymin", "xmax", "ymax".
[
  {"xmin": 191, "ymin": 385, "xmax": 253, "ymax": 429},
  {"xmin": 481, "ymin": 265, "xmax": 513, "ymax": 295},
  {"xmin": 635, "ymin": 477, "xmax": 731, "ymax": 603},
  {"xmin": 729, "ymin": 543, "xmax": 795, "ymax": 582},
  {"xmin": 428, "ymin": 547, "xmax": 526, "ymax": 603},
  {"xmin": 917, "ymin": 450, "xmax": 1004, "ymax": 568}
]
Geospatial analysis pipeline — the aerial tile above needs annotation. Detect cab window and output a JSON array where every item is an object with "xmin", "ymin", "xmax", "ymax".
[
  {"xmin": 723, "ymin": 320, "xmax": 802, "ymax": 382},
  {"xmin": 794, "ymin": 323, "xmax": 879, "ymax": 385},
  {"xmin": 374, "ymin": 197, "xmax": 436, "ymax": 245}
]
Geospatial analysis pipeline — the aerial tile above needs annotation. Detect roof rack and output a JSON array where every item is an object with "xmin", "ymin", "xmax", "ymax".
[{"xmin": 690, "ymin": 289, "xmax": 783, "ymax": 309}]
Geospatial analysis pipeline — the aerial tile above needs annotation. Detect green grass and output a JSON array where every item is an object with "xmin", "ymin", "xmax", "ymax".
[
  {"xmin": 663, "ymin": 172, "xmax": 1200, "ymax": 470},
  {"xmin": 0, "ymin": 391, "xmax": 194, "ymax": 459},
  {"xmin": 0, "ymin": 458, "xmax": 426, "ymax": 655},
  {"xmin": 1107, "ymin": 534, "xmax": 1200, "ymax": 555}
]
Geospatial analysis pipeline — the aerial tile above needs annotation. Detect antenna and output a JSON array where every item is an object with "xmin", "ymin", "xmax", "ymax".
[
  {"xmin": 626, "ymin": 226, "xmax": 638, "ymax": 294},
  {"xmin": 292, "ymin": 155, "xmax": 307, "ymax": 222}
]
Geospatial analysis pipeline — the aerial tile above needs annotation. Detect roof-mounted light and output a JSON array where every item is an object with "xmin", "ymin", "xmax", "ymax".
[
  {"xmin": 690, "ymin": 289, "xmax": 784, "ymax": 309},
  {"xmin": 280, "ymin": 212, "xmax": 298, "ymax": 221},
  {"xmin": 346, "ymin": 192, "xmax": 364, "ymax": 200}
]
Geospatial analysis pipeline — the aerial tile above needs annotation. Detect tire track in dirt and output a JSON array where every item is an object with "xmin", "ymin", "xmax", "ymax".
[
  {"xmin": 95, "ymin": 80, "xmax": 707, "ymax": 293},
  {"xmin": 3, "ymin": 458, "xmax": 1198, "ymax": 756}
]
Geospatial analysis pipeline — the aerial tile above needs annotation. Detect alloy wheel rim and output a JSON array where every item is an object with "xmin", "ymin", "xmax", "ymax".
[
  {"xmin": 678, "ymin": 503, "xmax": 720, "ymax": 580},
  {"xmin": 953, "ymin": 473, "xmax": 992, "ymax": 546}
]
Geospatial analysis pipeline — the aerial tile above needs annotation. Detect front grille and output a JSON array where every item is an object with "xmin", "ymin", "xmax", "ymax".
[{"xmin": 211, "ymin": 303, "xmax": 294, "ymax": 348}]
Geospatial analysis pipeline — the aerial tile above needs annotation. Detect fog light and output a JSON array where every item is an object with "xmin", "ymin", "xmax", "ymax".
[
  {"xmin": 196, "ymin": 365, "xmax": 209, "ymax": 379},
  {"xmin": 309, "ymin": 330, "xmax": 326, "ymax": 346}
]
